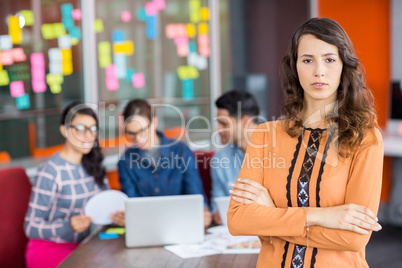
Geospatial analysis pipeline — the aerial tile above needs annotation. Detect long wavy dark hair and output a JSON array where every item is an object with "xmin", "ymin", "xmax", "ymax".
[
  {"xmin": 60, "ymin": 101, "xmax": 105, "ymax": 186},
  {"xmin": 280, "ymin": 17, "xmax": 378, "ymax": 157}
]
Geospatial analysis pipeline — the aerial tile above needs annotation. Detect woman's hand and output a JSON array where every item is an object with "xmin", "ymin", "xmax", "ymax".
[
  {"xmin": 204, "ymin": 207, "xmax": 212, "ymax": 228},
  {"xmin": 110, "ymin": 210, "xmax": 125, "ymax": 227},
  {"xmin": 309, "ymin": 204, "xmax": 382, "ymax": 234},
  {"xmin": 70, "ymin": 215, "xmax": 92, "ymax": 233},
  {"xmin": 230, "ymin": 178, "xmax": 275, "ymax": 207},
  {"xmin": 213, "ymin": 211, "xmax": 222, "ymax": 225}
]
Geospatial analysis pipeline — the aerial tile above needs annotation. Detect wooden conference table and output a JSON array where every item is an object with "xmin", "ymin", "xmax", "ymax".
[{"xmin": 58, "ymin": 227, "xmax": 259, "ymax": 268}]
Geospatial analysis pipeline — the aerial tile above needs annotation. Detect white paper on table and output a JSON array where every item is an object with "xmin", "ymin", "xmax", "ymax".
[
  {"xmin": 164, "ymin": 244, "xmax": 220, "ymax": 259},
  {"xmin": 84, "ymin": 190, "xmax": 128, "ymax": 225}
]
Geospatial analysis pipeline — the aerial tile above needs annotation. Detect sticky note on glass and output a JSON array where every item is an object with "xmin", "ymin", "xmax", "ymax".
[
  {"xmin": 95, "ymin": 19, "xmax": 104, "ymax": 33},
  {"xmin": 113, "ymin": 41, "xmax": 134, "ymax": 55},
  {"xmin": 186, "ymin": 24, "xmax": 196, "ymax": 38},
  {"xmin": 189, "ymin": 42, "xmax": 196, "ymax": 53},
  {"xmin": 189, "ymin": 0, "xmax": 201, "ymax": 23},
  {"xmin": 48, "ymin": 48, "xmax": 62, "ymax": 62},
  {"xmin": 1, "ymin": 50, "xmax": 14, "ymax": 66},
  {"xmin": 98, "ymin": 42, "xmax": 111, "ymax": 68},
  {"xmin": 199, "ymin": 45, "xmax": 210, "ymax": 57},
  {"xmin": 49, "ymin": 62, "xmax": 62, "ymax": 74},
  {"xmin": 113, "ymin": 54, "xmax": 127, "ymax": 79},
  {"xmin": 61, "ymin": 3, "xmax": 73, "ymax": 16},
  {"xmin": 21, "ymin": 10, "xmax": 34, "ymax": 26},
  {"xmin": 53, "ymin": 23, "xmax": 67, "ymax": 38},
  {"xmin": 69, "ymin": 26, "xmax": 81, "ymax": 40},
  {"xmin": 200, "ymin": 7, "xmax": 209, "ymax": 21},
  {"xmin": 198, "ymin": 23, "xmax": 209, "ymax": 34},
  {"xmin": 174, "ymin": 36, "xmax": 189, "ymax": 46},
  {"xmin": 46, "ymin": 73, "xmax": 64, "ymax": 85},
  {"xmin": 0, "ymin": 35, "xmax": 12, "ymax": 50},
  {"xmin": 112, "ymin": 30, "xmax": 125, "ymax": 42},
  {"xmin": 10, "ymin": 81, "xmax": 25, "ymax": 98},
  {"xmin": 154, "ymin": 0, "xmax": 166, "ymax": 10},
  {"xmin": 165, "ymin": 24, "xmax": 176, "ymax": 39},
  {"xmin": 137, "ymin": 8, "xmax": 146, "ymax": 21},
  {"xmin": 58, "ymin": 35, "xmax": 72, "ymax": 49},
  {"xmin": 72, "ymin": 9, "xmax": 82, "ymax": 20},
  {"xmin": 0, "ymin": 70, "xmax": 10, "ymax": 86},
  {"xmin": 105, "ymin": 64, "xmax": 119, "ymax": 91},
  {"xmin": 31, "ymin": 53, "xmax": 45, "ymax": 67},
  {"xmin": 146, "ymin": 16, "xmax": 157, "ymax": 39},
  {"xmin": 177, "ymin": 66, "xmax": 199, "ymax": 80},
  {"xmin": 41, "ymin": 24, "xmax": 54, "ymax": 39},
  {"xmin": 8, "ymin": 16, "xmax": 22, "ymax": 44},
  {"xmin": 121, "ymin": 11, "xmax": 131, "ymax": 22},
  {"xmin": 99, "ymin": 232, "xmax": 118, "ymax": 240},
  {"xmin": 145, "ymin": 2, "xmax": 158, "ymax": 16},
  {"xmin": 62, "ymin": 17, "xmax": 74, "ymax": 30},
  {"xmin": 11, "ymin": 48, "xmax": 26, "ymax": 62},
  {"xmin": 126, "ymin": 68, "xmax": 135, "ymax": 82},
  {"xmin": 16, "ymin": 93, "xmax": 30, "ymax": 109},
  {"xmin": 61, "ymin": 49, "xmax": 72, "ymax": 61},
  {"xmin": 132, "ymin": 72, "xmax": 145, "ymax": 88},
  {"xmin": 182, "ymin": 79, "xmax": 194, "ymax": 100},
  {"xmin": 106, "ymin": 228, "xmax": 125, "ymax": 234},
  {"xmin": 177, "ymin": 44, "xmax": 189, "ymax": 57}
]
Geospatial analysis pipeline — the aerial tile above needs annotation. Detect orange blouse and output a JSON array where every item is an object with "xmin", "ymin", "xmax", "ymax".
[{"xmin": 227, "ymin": 120, "xmax": 383, "ymax": 268}]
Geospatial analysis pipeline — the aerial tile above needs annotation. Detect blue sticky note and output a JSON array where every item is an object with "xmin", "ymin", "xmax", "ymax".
[
  {"xmin": 62, "ymin": 17, "xmax": 74, "ymax": 30},
  {"xmin": 146, "ymin": 16, "xmax": 157, "ymax": 39},
  {"xmin": 16, "ymin": 93, "xmax": 30, "ymax": 110},
  {"xmin": 189, "ymin": 42, "xmax": 197, "ymax": 53},
  {"xmin": 113, "ymin": 54, "xmax": 127, "ymax": 79},
  {"xmin": 182, "ymin": 79, "xmax": 194, "ymax": 100},
  {"xmin": 137, "ymin": 8, "xmax": 146, "ymax": 21},
  {"xmin": 112, "ymin": 30, "xmax": 125, "ymax": 42},
  {"xmin": 98, "ymin": 232, "xmax": 119, "ymax": 240},
  {"xmin": 125, "ymin": 68, "xmax": 135, "ymax": 82},
  {"xmin": 69, "ymin": 26, "xmax": 81, "ymax": 40},
  {"xmin": 61, "ymin": 3, "xmax": 73, "ymax": 17}
]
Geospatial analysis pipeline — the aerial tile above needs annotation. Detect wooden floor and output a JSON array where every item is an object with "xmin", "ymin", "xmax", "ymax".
[{"xmin": 366, "ymin": 224, "xmax": 402, "ymax": 267}]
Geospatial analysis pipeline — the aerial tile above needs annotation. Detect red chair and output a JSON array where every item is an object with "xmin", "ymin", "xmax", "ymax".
[
  {"xmin": 0, "ymin": 167, "xmax": 32, "ymax": 268},
  {"xmin": 193, "ymin": 150, "xmax": 215, "ymax": 207}
]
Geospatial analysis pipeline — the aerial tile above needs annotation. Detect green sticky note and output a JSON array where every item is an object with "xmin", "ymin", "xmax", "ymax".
[
  {"xmin": 98, "ymin": 41, "xmax": 111, "ymax": 68},
  {"xmin": 41, "ymin": 24, "xmax": 54, "ymax": 39},
  {"xmin": 95, "ymin": 19, "xmax": 104, "ymax": 33},
  {"xmin": 0, "ymin": 70, "xmax": 10, "ymax": 86},
  {"xmin": 21, "ymin": 10, "xmax": 34, "ymax": 26},
  {"xmin": 106, "ymin": 228, "xmax": 125, "ymax": 234}
]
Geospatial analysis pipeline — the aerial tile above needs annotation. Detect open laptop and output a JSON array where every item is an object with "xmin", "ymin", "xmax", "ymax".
[
  {"xmin": 214, "ymin": 196, "xmax": 231, "ymax": 226},
  {"xmin": 125, "ymin": 194, "xmax": 204, "ymax": 248}
]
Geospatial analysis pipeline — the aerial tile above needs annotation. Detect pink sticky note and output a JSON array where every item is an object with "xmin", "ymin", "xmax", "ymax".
[
  {"xmin": 145, "ymin": 2, "xmax": 158, "ymax": 16},
  {"xmin": 198, "ymin": 34, "xmax": 209, "ymax": 45},
  {"xmin": 121, "ymin": 11, "xmax": 132, "ymax": 22},
  {"xmin": 12, "ymin": 48, "xmax": 27, "ymax": 62},
  {"xmin": 132, "ymin": 72, "xmax": 145, "ymax": 88},
  {"xmin": 30, "ymin": 53, "xmax": 45, "ymax": 67},
  {"xmin": 174, "ymin": 36, "xmax": 189, "ymax": 46},
  {"xmin": 106, "ymin": 78, "xmax": 119, "ymax": 91},
  {"xmin": 165, "ymin": 24, "xmax": 176, "ymax": 39},
  {"xmin": 199, "ymin": 45, "xmax": 210, "ymax": 57},
  {"xmin": 177, "ymin": 44, "xmax": 189, "ymax": 57},
  {"xmin": 1, "ymin": 50, "xmax": 14, "ymax": 65},
  {"xmin": 32, "ymin": 80, "xmax": 47, "ymax": 93},
  {"xmin": 72, "ymin": 9, "xmax": 82, "ymax": 20},
  {"xmin": 105, "ymin": 64, "xmax": 117, "ymax": 78},
  {"xmin": 31, "ymin": 68, "xmax": 46, "ymax": 79},
  {"xmin": 10, "ymin": 81, "xmax": 25, "ymax": 98},
  {"xmin": 177, "ymin": 24, "xmax": 187, "ymax": 37},
  {"xmin": 153, "ymin": 0, "xmax": 166, "ymax": 10}
]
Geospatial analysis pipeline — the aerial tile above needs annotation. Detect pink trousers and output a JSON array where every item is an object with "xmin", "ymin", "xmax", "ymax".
[{"xmin": 25, "ymin": 239, "xmax": 79, "ymax": 268}]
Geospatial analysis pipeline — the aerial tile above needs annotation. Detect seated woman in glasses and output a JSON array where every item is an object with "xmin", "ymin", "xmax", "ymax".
[
  {"xmin": 118, "ymin": 99, "xmax": 212, "ymax": 227},
  {"xmin": 24, "ymin": 102, "xmax": 124, "ymax": 268}
]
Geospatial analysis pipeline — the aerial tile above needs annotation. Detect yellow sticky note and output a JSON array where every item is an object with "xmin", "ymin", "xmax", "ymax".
[
  {"xmin": 62, "ymin": 61, "xmax": 73, "ymax": 75},
  {"xmin": 41, "ymin": 24, "xmax": 53, "ymax": 39},
  {"xmin": 106, "ymin": 228, "xmax": 125, "ymax": 234},
  {"xmin": 0, "ymin": 70, "xmax": 10, "ymax": 86},
  {"xmin": 198, "ymin": 23, "xmax": 209, "ymax": 34},
  {"xmin": 53, "ymin": 23, "xmax": 67, "ymax": 38},
  {"xmin": 177, "ymin": 66, "xmax": 187, "ymax": 80},
  {"xmin": 98, "ymin": 42, "xmax": 111, "ymax": 68},
  {"xmin": 187, "ymin": 66, "xmax": 199, "ymax": 79},
  {"xmin": 200, "ymin": 7, "xmax": 209, "ymax": 21},
  {"xmin": 71, "ymin": 38, "xmax": 79, "ymax": 46},
  {"xmin": 61, "ymin": 49, "xmax": 72, "ymax": 61},
  {"xmin": 95, "ymin": 19, "xmax": 104, "ymax": 33},
  {"xmin": 189, "ymin": 0, "xmax": 201, "ymax": 23},
  {"xmin": 113, "ymin": 41, "xmax": 134, "ymax": 55},
  {"xmin": 8, "ymin": 16, "xmax": 22, "ymax": 44},
  {"xmin": 49, "ymin": 84, "xmax": 62, "ymax": 94},
  {"xmin": 186, "ymin": 24, "xmax": 196, "ymax": 38},
  {"xmin": 21, "ymin": 10, "xmax": 34, "ymax": 26}
]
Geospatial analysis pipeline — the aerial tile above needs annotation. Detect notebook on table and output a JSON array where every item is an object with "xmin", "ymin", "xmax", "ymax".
[{"xmin": 125, "ymin": 194, "xmax": 204, "ymax": 248}]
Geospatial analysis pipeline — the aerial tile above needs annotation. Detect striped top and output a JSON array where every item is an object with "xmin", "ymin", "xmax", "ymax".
[
  {"xmin": 24, "ymin": 153, "xmax": 108, "ymax": 243},
  {"xmin": 228, "ymin": 120, "xmax": 383, "ymax": 268}
]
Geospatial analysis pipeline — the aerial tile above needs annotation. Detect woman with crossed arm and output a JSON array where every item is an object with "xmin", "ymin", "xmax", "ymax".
[{"xmin": 228, "ymin": 18, "xmax": 383, "ymax": 267}]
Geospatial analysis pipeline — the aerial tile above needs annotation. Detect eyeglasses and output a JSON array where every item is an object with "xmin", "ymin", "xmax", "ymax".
[
  {"xmin": 66, "ymin": 124, "xmax": 98, "ymax": 136},
  {"xmin": 125, "ymin": 125, "xmax": 150, "ymax": 138}
]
